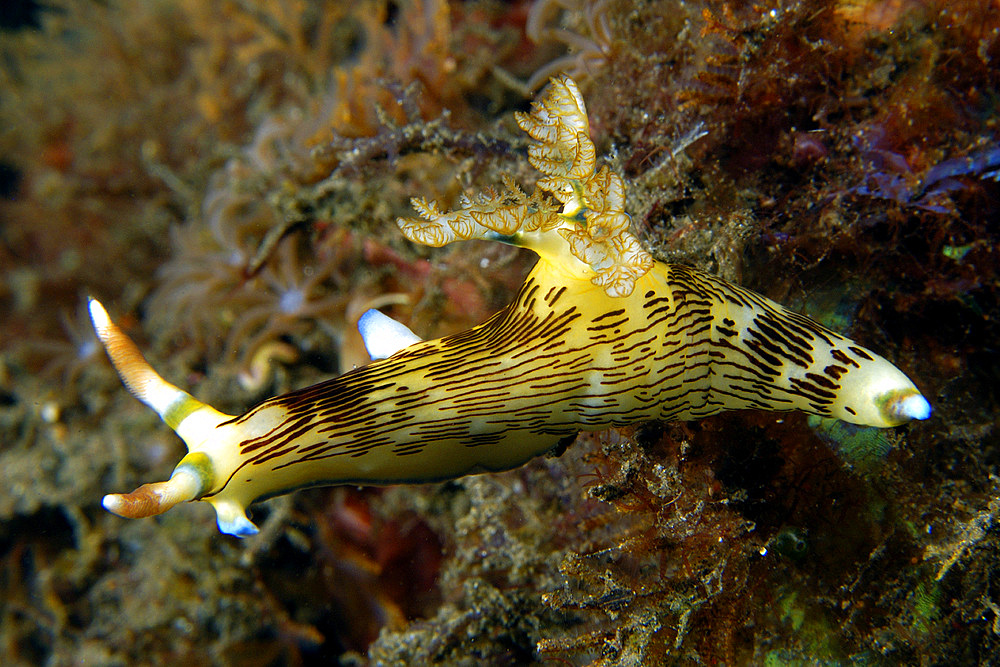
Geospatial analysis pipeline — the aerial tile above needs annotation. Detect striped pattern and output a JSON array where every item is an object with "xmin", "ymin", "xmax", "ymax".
[
  {"xmin": 203, "ymin": 258, "xmax": 889, "ymax": 508},
  {"xmin": 94, "ymin": 76, "xmax": 925, "ymax": 536}
]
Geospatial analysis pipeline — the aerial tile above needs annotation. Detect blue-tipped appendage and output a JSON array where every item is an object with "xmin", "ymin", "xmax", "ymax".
[
  {"xmin": 212, "ymin": 499, "xmax": 260, "ymax": 537},
  {"xmin": 357, "ymin": 309, "xmax": 422, "ymax": 360}
]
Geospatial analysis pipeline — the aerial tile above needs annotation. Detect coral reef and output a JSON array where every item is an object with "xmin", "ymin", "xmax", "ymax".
[{"xmin": 1, "ymin": 0, "xmax": 999, "ymax": 664}]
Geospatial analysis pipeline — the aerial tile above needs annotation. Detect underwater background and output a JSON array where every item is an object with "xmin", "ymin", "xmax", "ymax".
[{"xmin": 1, "ymin": 0, "xmax": 999, "ymax": 664}]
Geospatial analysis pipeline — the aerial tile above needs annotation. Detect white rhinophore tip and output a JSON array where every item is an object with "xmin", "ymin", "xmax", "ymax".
[
  {"xmin": 87, "ymin": 296, "xmax": 188, "ymax": 419},
  {"xmin": 88, "ymin": 296, "xmax": 111, "ymax": 332},
  {"xmin": 357, "ymin": 309, "xmax": 422, "ymax": 360},
  {"xmin": 101, "ymin": 494, "xmax": 126, "ymax": 515}
]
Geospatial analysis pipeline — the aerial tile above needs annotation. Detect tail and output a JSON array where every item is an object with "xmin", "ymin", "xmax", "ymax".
[{"xmin": 88, "ymin": 299, "xmax": 255, "ymax": 534}]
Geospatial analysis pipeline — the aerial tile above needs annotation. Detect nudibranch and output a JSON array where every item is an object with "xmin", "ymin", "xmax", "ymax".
[{"xmin": 90, "ymin": 76, "xmax": 930, "ymax": 537}]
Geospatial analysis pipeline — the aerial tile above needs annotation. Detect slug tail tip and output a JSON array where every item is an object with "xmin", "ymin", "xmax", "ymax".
[
  {"xmin": 898, "ymin": 393, "xmax": 932, "ymax": 422},
  {"xmin": 879, "ymin": 388, "xmax": 932, "ymax": 426}
]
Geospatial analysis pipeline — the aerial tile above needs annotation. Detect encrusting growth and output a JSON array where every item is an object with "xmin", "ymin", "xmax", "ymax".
[{"xmin": 90, "ymin": 76, "xmax": 930, "ymax": 537}]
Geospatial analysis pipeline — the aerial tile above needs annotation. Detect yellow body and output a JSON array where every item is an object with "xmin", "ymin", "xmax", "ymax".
[
  {"xmin": 205, "ymin": 255, "xmax": 918, "ymax": 497},
  {"xmin": 90, "ymin": 77, "xmax": 929, "ymax": 536}
]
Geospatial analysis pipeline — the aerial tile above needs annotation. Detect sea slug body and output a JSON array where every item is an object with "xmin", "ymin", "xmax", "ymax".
[{"xmin": 90, "ymin": 77, "xmax": 929, "ymax": 537}]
